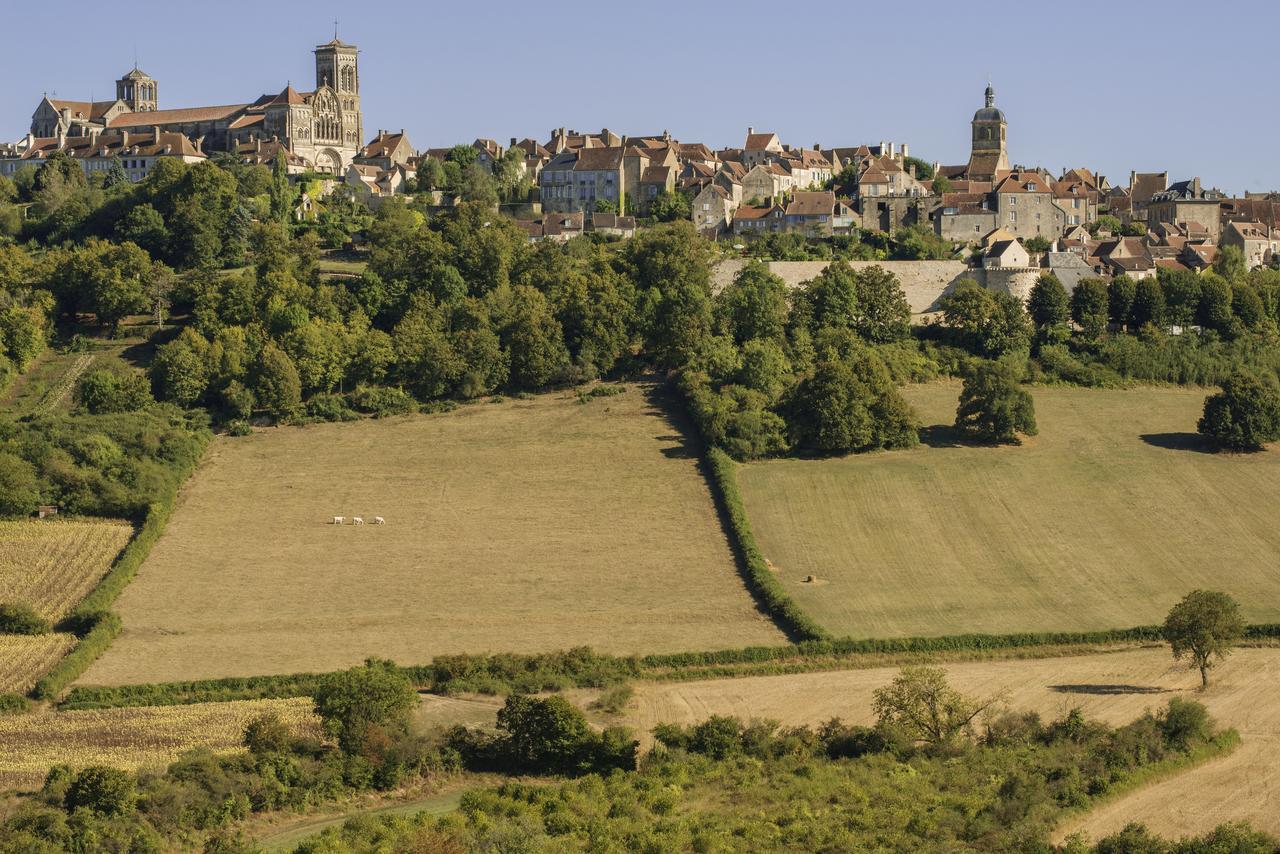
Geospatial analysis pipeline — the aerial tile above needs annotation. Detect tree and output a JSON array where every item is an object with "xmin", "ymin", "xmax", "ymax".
[
  {"xmin": 253, "ymin": 341, "xmax": 302, "ymax": 420},
  {"xmin": 649, "ymin": 190, "xmax": 691, "ymax": 223},
  {"xmin": 1129, "ymin": 277, "xmax": 1165, "ymax": 330},
  {"xmin": 150, "ymin": 327, "xmax": 211, "ymax": 406},
  {"xmin": 1196, "ymin": 272, "xmax": 1235, "ymax": 337},
  {"xmin": 268, "ymin": 150, "xmax": 293, "ymax": 223},
  {"xmin": 496, "ymin": 285, "xmax": 571, "ymax": 388},
  {"xmin": 1023, "ymin": 235, "xmax": 1051, "ymax": 254},
  {"xmin": 1070, "ymin": 277, "xmax": 1110, "ymax": 338},
  {"xmin": 1197, "ymin": 371, "xmax": 1280, "ymax": 451},
  {"xmin": 1091, "ymin": 215, "xmax": 1123, "ymax": 236},
  {"xmin": 1212, "ymin": 245, "xmax": 1246, "ymax": 282},
  {"xmin": 459, "ymin": 162, "xmax": 499, "ymax": 206},
  {"xmin": 715, "ymin": 261, "xmax": 789, "ymax": 344},
  {"xmin": 76, "ymin": 368, "xmax": 154, "ymax": 414},
  {"xmin": 788, "ymin": 346, "xmax": 918, "ymax": 454},
  {"xmin": 1158, "ymin": 267, "xmax": 1202, "ymax": 329},
  {"xmin": 624, "ymin": 222, "xmax": 715, "ymax": 369},
  {"xmin": 1231, "ymin": 282, "xmax": 1266, "ymax": 332},
  {"xmin": 851, "ymin": 265, "xmax": 911, "ymax": 343},
  {"xmin": 0, "ymin": 452, "xmax": 40, "ymax": 518},
  {"xmin": 939, "ymin": 280, "xmax": 1032, "ymax": 357},
  {"xmin": 414, "ymin": 157, "xmax": 446, "ymax": 193},
  {"xmin": 902, "ymin": 156, "xmax": 935, "ymax": 181},
  {"xmin": 115, "ymin": 203, "xmax": 169, "ymax": 258},
  {"xmin": 954, "ymin": 360, "xmax": 1037, "ymax": 444},
  {"xmin": 496, "ymin": 694, "xmax": 594, "ymax": 774},
  {"xmin": 931, "ymin": 175, "xmax": 952, "ymax": 195},
  {"xmin": 872, "ymin": 666, "xmax": 1001, "ymax": 745},
  {"xmin": 1163, "ymin": 590, "xmax": 1245, "ymax": 688},
  {"xmin": 1026, "ymin": 273, "xmax": 1069, "ymax": 330},
  {"xmin": 312, "ymin": 658, "xmax": 416, "ymax": 753},
  {"xmin": 1108, "ymin": 275, "xmax": 1136, "ymax": 330},
  {"xmin": 891, "ymin": 225, "xmax": 951, "ymax": 261}
]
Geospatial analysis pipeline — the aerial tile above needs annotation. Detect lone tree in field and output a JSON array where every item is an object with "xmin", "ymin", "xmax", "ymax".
[
  {"xmin": 1163, "ymin": 590, "xmax": 1245, "ymax": 689},
  {"xmin": 872, "ymin": 665, "xmax": 1002, "ymax": 745},
  {"xmin": 954, "ymin": 360, "xmax": 1037, "ymax": 444},
  {"xmin": 1197, "ymin": 371, "xmax": 1280, "ymax": 452}
]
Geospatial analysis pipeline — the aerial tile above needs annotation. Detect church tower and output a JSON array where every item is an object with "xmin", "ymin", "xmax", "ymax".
[
  {"xmin": 306, "ymin": 35, "xmax": 363, "ymax": 173},
  {"xmin": 116, "ymin": 67, "xmax": 158, "ymax": 112},
  {"xmin": 966, "ymin": 83, "xmax": 1008, "ymax": 181}
]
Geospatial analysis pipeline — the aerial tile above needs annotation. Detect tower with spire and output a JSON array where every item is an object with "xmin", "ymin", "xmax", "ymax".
[{"xmin": 966, "ymin": 82, "xmax": 1009, "ymax": 181}]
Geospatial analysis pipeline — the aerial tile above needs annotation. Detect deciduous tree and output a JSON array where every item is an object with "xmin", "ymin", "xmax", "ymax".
[{"xmin": 1163, "ymin": 590, "xmax": 1245, "ymax": 688}]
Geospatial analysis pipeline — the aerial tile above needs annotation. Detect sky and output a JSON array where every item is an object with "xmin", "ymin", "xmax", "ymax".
[{"xmin": 4, "ymin": 0, "xmax": 1277, "ymax": 195}]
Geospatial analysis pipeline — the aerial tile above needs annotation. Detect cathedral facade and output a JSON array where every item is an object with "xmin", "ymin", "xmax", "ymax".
[{"xmin": 26, "ymin": 39, "xmax": 364, "ymax": 173}]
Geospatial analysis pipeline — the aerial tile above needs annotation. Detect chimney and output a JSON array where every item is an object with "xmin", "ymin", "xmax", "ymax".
[
  {"xmin": 813, "ymin": 142, "xmax": 820, "ymax": 152},
  {"xmin": 510, "ymin": 137, "xmax": 517, "ymax": 148},
  {"xmin": 400, "ymin": 128, "xmax": 405, "ymax": 136},
  {"xmin": 747, "ymin": 126, "xmax": 754, "ymax": 136},
  {"xmin": 901, "ymin": 143, "xmax": 909, "ymax": 159},
  {"xmin": 153, "ymin": 126, "xmax": 160, "ymax": 143},
  {"xmin": 121, "ymin": 130, "xmax": 129, "ymax": 147}
]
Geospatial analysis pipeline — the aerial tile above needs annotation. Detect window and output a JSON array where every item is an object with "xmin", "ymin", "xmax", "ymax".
[
  {"xmin": 702, "ymin": 203, "xmax": 710, "ymax": 211},
  {"xmin": 1008, "ymin": 196, "xmax": 1016, "ymax": 205},
  {"xmin": 1009, "ymin": 212, "xmax": 1017, "ymax": 223}
]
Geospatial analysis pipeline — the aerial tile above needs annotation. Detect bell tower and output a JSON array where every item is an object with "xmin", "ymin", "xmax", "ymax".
[
  {"xmin": 314, "ymin": 32, "xmax": 362, "ymax": 148},
  {"xmin": 117, "ymin": 67, "xmax": 158, "ymax": 112},
  {"xmin": 966, "ymin": 82, "xmax": 1009, "ymax": 181}
]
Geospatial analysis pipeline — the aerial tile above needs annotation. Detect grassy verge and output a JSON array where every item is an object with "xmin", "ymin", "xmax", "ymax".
[
  {"xmin": 704, "ymin": 446, "xmax": 831, "ymax": 642},
  {"xmin": 60, "ymin": 627, "xmax": 1280, "ymax": 711}
]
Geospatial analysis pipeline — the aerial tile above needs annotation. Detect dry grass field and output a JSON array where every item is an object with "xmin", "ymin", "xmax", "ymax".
[
  {"xmin": 0, "ymin": 519, "xmax": 134, "ymax": 623},
  {"xmin": 0, "ymin": 634, "xmax": 76, "ymax": 694},
  {"xmin": 740, "ymin": 382, "xmax": 1280, "ymax": 638},
  {"xmin": 590, "ymin": 646, "xmax": 1280, "ymax": 839},
  {"xmin": 81, "ymin": 383, "xmax": 782, "ymax": 685},
  {"xmin": 0, "ymin": 697, "xmax": 320, "ymax": 791}
]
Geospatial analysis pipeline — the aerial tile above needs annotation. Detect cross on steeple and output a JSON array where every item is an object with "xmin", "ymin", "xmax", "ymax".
[{"xmin": 333, "ymin": 18, "xmax": 339, "ymax": 40}]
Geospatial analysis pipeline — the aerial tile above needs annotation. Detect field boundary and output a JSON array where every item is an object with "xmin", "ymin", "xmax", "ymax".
[
  {"xmin": 703, "ymin": 446, "xmax": 832, "ymax": 642},
  {"xmin": 28, "ymin": 430, "xmax": 211, "ymax": 701},
  {"xmin": 59, "ymin": 629, "xmax": 1280, "ymax": 710}
]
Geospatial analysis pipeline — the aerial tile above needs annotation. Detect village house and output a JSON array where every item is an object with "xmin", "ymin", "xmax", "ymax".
[
  {"xmin": 0, "ymin": 129, "xmax": 206, "ymax": 180},
  {"xmin": 742, "ymin": 163, "xmax": 793, "ymax": 204},
  {"xmin": 538, "ymin": 146, "xmax": 626, "ymax": 213},
  {"xmin": 355, "ymin": 130, "xmax": 415, "ymax": 170},
  {"xmin": 784, "ymin": 191, "xmax": 837, "ymax": 236},
  {"xmin": 1220, "ymin": 220, "xmax": 1279, "ymax": 269},
  {"xmin": 1145, "ymin": 178, "xmax": 1224, "ymax": 241},
  {"xmin": 742, "ymin": 128, "xmax": 783, "ymax": 168},
  {"xmin": 517, "ymin": 210, "xmax": 585, "ymax": 242},
  {"xmin": 983, "ymin": 239, "xmax": 1031, "ymax": 269},
  {"xmin": 732, "ymin": 203, "xmax": 786, "ymax": 235},
  {"xmin": 590, "ymin": 212, "xmax": 637, "ymax": 238}
]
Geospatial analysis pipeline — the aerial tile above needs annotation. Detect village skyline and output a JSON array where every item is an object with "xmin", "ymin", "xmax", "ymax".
[{"xmin": 3, "ymin": 0, "xmax": 1278, "ymax": 195}]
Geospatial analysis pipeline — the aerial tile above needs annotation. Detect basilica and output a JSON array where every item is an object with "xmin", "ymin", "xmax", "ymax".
[{"xmin": 27, "ymin": 38, "xmax": 364, "ymax": 174}]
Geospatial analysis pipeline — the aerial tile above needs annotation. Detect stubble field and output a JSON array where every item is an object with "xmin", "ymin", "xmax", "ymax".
[
  {"xmin": 81, "ymin": 383, "xmax": 783, "ymax": 685},
  {"xmin": 740, "ymin": 382, "xmax": 1280, "ymax": 638},
  {"xmin": 0, "ymin": 518, "xmax": 134, "ymax": 622}
]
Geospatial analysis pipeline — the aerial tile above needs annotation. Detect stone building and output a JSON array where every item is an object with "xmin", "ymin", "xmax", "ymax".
[
  {"xmin": 966, "ymin": 84, "xmax": 1009, "ymax": 181},
  {"xmin": 1145, "ymin": 178, "xmax": 1224, "ymax": 242},
  {"xmin": 23, "ymin": 38, "xmax": 365, "ymax": 174}
]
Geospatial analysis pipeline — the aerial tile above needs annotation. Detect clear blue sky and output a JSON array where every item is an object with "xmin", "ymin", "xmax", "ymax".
[{"xmin": 5, "ymin": 0, "xmax": 1276, "ymax": 195}]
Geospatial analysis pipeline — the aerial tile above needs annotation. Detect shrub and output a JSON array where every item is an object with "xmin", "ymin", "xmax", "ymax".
[
  {"xmin": 303, "ymin": 392, "xmax": 359, "ymax": 422},
  {"xmin": 75, "ymin": 368, "xmax": 154, "ymax": 414},
  {"xmin": 312, "ymin": 658, "xmax": 417, "ymax": 753},
  {"xmin": 244, "ymin": 712, "xmax": 293, "ymax": 756},
  {"xmin": 1159, "ymin": 698, "xmax": 1212, "ymax": 750},
  {"xmin": 0, "ymin": 692, "xmax": 30, "ymax": 715},
  {"xmin": 0, "ymin": 451, "xmax": 40, "ymax": 518},
  {"xmin": 0, "ymin": 602, "xmax": 50, "ymax": 635},
  {"xmin": 349, "ymin": 385, "xmax": 417, "ymax": 417},
  {"xmin": 64, "ymin": 766, "xmax": 136, "ymax": 816},
  {"xmin": 590, "ymin": 684, "xmax": 634, "ymax": 716}
]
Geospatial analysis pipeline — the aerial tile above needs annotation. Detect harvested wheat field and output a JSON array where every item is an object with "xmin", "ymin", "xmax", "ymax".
[
  {"xmin": 740, "ymin": 382, "xmax": 1280, "ymax": 638},
  {"xmin": 0, "ymin": 634, "xmax": 76, "ymax": 694},
  {"xmin": 82, "ymin": 383, "xmax": 782, "ymax": 685},
  {"xmin": 0, "ymin": 518, "xmax": 133, "ymax": 622},
  {"xmin": 0, "ymin": 697, "xmax": 320, "ymax": 791},
  {"xmin": 601, "ymin": 646, "xmax": 1280, "ymax": 839}
]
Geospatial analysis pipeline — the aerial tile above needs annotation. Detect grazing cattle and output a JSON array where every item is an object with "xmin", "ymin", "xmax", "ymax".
[
  {"xmin": 332, "ymin": 516, "xmax": 344, "ymax": 525},
  {"xmin": 352, "ymin": 517, "xmax": 364, "ymax": 525},
  {"xmin": 374, "ymin": 516, "xmax": 386, "ymax": 525}
]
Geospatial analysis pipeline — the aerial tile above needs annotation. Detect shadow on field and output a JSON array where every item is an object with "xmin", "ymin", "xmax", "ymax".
[
  {"xmin": 1140, "ymin": 432, "xmax": 1216, "ymax": 454},
  {"xmin": 918, "ymin": 423, "xmax": 966, "ymax": 449},
  {"xmin": 642, "ymin": 382, "xmax": 699, "ymax": 459},
  {"xmin": 1050, "ymin": 684, "xmax": 1174, "ymax": 696}
]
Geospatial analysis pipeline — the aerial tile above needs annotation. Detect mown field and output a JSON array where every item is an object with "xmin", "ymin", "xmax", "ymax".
[
  {"xmin": 0, "ymin": 519, "xmax": 134, "ymax": 622},
  {"xmin": 0, "ymin": 697, "xmax": 320, "ymax": 790},
  {"xmin": 0, "ymin": 634, "xmax": 76, "ymax": 694},
  {"xmin": 740, "ymin": 382, "xmax": 1280, "ymax": 638},
  {"xmin": 82, "ymin": 383, "xmax": 783, "ymax": 685}
]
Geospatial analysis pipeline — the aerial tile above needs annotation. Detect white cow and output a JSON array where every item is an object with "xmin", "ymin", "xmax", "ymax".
[
  {"xmin": 332, "ymin": 516, "xmax": 345, "ymax": 525},
  {"xmin": 373, "ymin": 516, "xmax": 386, "ymax": 525},
  {"xmin": 352, "ymin": 516, "xmax": 364, "ymax": 526}
]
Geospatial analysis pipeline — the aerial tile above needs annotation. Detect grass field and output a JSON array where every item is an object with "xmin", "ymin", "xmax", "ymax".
[
  {"xmin": 0, "ymin": 697, "xmax": 319, "ymax": 790},
  {"xmin": 590, "ymin": 646, "xmax": 1280, "ymax": 839},
  {"xmin": 0, "ymin": 519, "xmax": 134, "ymax": 623},
  {"xmin": 81, "ymin": 382, "xmax": 783, "ymax": 685},
  {"xmin": 0, "ymin": 322, "xmax": 155, "ymax": 418},
  {"xmin": 739, "ymin": 382, "xmax": 1280, "ymax": 639},
  {"xmin": 0, "ymin": 634, "xmax": 76, "ymax": 694}
]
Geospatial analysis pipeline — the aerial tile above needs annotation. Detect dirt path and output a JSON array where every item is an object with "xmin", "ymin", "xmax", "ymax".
[
  {"xmin": 255, "ymin": 789, "xmax": 465, "ymax": 851},
  {"xmin": 34, "ymin": 353, "xmax": 93, "ymax": 415},
  {"xmin": 585, "ymin": 646, "xmax": 1280, "ymax": 840}
]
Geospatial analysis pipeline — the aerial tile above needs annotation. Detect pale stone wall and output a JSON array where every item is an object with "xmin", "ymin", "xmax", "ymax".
[
  {"xmin": 711, "ymin": 259, "xmax": 978, "ymax": 314},
  {"xmin": 983, "ymin": 267, "xmax": 1041, "ymax": 304}
]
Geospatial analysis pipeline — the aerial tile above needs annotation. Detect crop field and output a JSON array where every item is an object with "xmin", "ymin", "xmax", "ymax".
[
  {"xmin": 0, "ymin": 634, "xmax": 76, "ymax": 694},
  {"xmin": 739, "ymin": 382, "xmax": 1280, "ymax": 639},
  {"xmin": 0, "ymin": 519, "xmax": 134, "ymax": 622},
  {"xmin": 0, "ymin": 697, "xmax": 320, "ymax": 791},
  {"xmin": 599, "ymin": 646, "xmax": 1280, "ymax": 838},
  {"xmin": 81, "ymin": 383, "xmax": 783, "ymax": 685}
]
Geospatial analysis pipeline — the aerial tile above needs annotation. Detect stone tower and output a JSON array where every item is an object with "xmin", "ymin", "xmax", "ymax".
[
  {"xmin": 966, "ymin": 83, "xmax": 1008, "ymax": 181},
  {"xmin": 116, "ymin": 67, "xmax": 158, "ymax": 112}
]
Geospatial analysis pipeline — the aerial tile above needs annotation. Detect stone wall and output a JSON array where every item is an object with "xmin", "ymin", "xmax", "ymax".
[
  {"xmin": 983, "ymin": 267, "xmax": 1041, "ymax": 303},
  {"xmin": 711, "ymin": 259, "xmax": 978, "ymax": 313}
]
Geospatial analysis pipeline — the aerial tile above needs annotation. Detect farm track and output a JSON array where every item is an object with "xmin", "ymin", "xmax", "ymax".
[{"xmin": 31, "ymin": 353, "xmax": 93, "ymax": 416}]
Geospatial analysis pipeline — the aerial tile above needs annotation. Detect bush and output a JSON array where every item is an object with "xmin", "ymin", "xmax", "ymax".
[
  {"xmin": 1159, "ymin": 698, "xmax": 1212, "ymax": 750},
  {"xmin": 0, "ymin": 601, "xmax": 49, "ymax": 635},
  {"xmin": 64, "ymin": 766, "xmax": 136, "ymax": 816},
  {"xmin": 75, "ymin": 368, "xmax": 154, "ymax": 414},
  {"xmin": 312, "ymin": 658, "xmax": 417, "ymax": 753},
  {"xmin": 349, "ymin": 385, "xmax": 417, "ymax": 417},
  {"xmin": 303, "ymin": 392, "xmax": 359, "ymax": 422},
  {"xmin": 0, "ymin": 692, "xmax": 30, "ymax": 715},
  {"xmin": 244, "ymin": 712, "xmax": 293, "ymax": 756}
]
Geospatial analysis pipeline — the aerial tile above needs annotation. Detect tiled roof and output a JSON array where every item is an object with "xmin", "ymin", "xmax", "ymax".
[
  {"xmin": 785, "ymin": 191, "xmax": 835, "ymax": 217},
  {"xmin": 48, "ymin": 99, "xmax": 120, "ymax": 121},
  {"xmin": 745, "ymin": 132, "xmax": 779, "ymax": 151},
  {"xmin": 574, "ymin": 146, "xmax": 623, "ymax": 171},
  {"xmin": 109, "ymin": 103, "xmax": 250, "ymax": 128}
]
